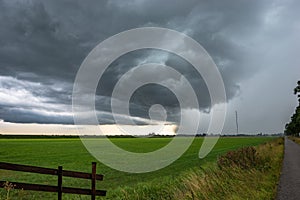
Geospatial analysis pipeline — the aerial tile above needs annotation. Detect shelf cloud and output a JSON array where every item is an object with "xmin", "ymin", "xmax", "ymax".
[{"xmin": 0, "ymin": 0, "xmax": 299, "ymax": 133}]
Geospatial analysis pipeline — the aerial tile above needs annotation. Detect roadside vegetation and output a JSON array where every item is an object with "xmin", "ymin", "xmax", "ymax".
[
  {"xmin": 109, "ymin": 137, "xmax": 284, "ymax": 200},
  {"xmin": 285, "ymin": 80, "xmax": 300, "ymax": 136},
  {"xmin": 289, "ymin": 136, "xmax": 300, "ymax": 145}
]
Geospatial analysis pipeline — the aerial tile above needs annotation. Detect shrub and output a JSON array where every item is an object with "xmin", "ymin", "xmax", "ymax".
[{"xmin": 217, "ymin": 146, "xmax": 263, "ymax": 170}]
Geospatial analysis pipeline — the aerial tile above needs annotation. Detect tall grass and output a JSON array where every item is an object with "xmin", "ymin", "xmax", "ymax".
[{"xmin": 109, "ymin": 138, "xmax": 284, "ymax": 200}]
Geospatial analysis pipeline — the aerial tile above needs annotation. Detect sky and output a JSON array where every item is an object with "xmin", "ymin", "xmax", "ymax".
[
  {"xmin": 0, "ymin": 0, "xmax": 299, "ymax": 134},
  {"xmin": 0, "ymin": 121, "xmax": 177, "ymax": 136}
]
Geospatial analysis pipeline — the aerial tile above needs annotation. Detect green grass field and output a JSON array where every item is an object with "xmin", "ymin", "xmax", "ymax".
[{"xmin": 0, "ymin": 137, "xmax": 275, "ymax": 199}]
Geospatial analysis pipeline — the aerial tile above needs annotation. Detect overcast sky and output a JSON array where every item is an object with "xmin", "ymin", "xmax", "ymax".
[{"xmin": 0, "ymin": 0, "xmax": 299, "ymax": 134}]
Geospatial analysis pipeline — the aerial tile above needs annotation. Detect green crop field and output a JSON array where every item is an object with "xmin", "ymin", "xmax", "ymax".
[{"xmin": 0, "ymin": 137, "xmax": 274, "ymax": 199}]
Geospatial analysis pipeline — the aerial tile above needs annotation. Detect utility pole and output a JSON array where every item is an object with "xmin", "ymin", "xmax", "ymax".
[{"xmin": 235, "ymin": 111, "xmax": 239, "ymax": 134}]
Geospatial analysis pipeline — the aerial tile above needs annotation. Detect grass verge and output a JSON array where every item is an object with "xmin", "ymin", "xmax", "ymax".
[
  {"xmin": 109, "ymin": 137, "xmax": 284, "ymax": 200},
  {"xmin": 288, "ymin": 136, "xmax": 300, "ymax": 144}
]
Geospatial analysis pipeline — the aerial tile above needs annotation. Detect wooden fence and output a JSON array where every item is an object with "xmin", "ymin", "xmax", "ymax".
[{"xmin": 0, "ymin": 162, "xmax": 106, "ymax": 200}]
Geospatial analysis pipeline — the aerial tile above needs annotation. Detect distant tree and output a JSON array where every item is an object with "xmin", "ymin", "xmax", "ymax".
[
  {"xmin": 294, "ymin": 80, "xmax": 300, "ymax": 102},
  {"xmin": 285, "ymin": 81, "xmax": 300, "ymax": 136}
]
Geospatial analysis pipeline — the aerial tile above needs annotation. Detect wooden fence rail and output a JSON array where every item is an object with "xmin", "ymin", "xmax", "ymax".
[{"xmin": 0, "ymin": 162, "xmax": 106, "ymax": 200}]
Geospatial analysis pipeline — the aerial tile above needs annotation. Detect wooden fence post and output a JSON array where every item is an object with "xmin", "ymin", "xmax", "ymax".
[
  {"xmin": 58, "ymin": 166, "xmax": 63, "ymax": 200},
  {"xmin": 91, "ymin": 162, "xmax": 96, "ymax": 200},
  {"xmin": 0, "ymin": 161, "xmax": 106, "ymax": 198}
]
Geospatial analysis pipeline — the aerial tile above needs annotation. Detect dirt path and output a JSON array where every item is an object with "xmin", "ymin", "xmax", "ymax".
[{"xmin": 277, "ymin": 137, "xmax": 300, "ymax": 200}]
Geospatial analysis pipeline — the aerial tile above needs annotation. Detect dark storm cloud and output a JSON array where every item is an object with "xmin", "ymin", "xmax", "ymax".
[{"xmin": 0, "ymin": 0, "xmax": 298, "ymax": 125}]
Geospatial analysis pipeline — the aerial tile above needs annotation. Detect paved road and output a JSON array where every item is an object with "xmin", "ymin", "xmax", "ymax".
[{"xmin": 277, "ymin": 137, "xmax": 300, "ymax": 200}]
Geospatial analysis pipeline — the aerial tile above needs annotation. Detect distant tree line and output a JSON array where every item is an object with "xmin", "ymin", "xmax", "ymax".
[{"xmin": 285, "ymin": 80, "xmax": 300, "ymax": 136}]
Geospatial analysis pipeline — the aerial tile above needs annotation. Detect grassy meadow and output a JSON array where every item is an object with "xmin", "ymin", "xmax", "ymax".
[{"xmin": 0, "ymin": 137, "xmax": 281, "ymax": 199}]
